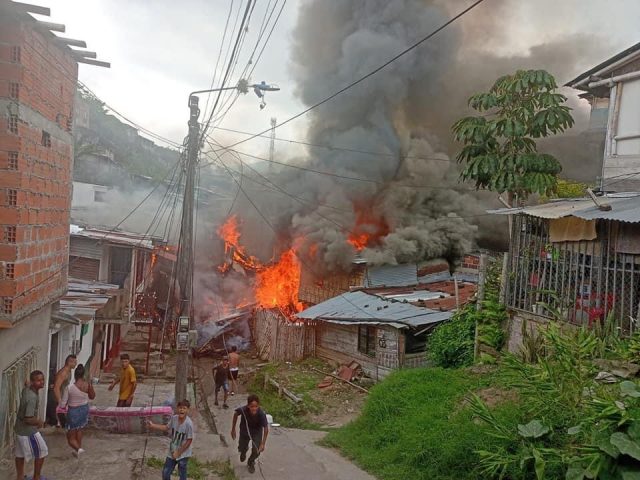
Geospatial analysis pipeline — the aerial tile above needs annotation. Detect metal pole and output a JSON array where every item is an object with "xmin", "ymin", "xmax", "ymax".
[{"xmin": 174, "ymin": 94, "xmax": 200, "ymax": 403}]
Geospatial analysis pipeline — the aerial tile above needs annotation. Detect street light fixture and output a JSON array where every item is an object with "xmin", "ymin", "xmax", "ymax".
[{"xmin": 189, "ymin": 79, "xmax": 280, "ymax": 111}]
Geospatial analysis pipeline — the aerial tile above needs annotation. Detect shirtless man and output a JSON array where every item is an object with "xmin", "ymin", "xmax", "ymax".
[
  {"xmin": 228, "ymin": 346, "xmax": 240, "ymax": 396},
  {"xmin": 53, "ymin": 354, "xmax": 77, "ymax": 427}
]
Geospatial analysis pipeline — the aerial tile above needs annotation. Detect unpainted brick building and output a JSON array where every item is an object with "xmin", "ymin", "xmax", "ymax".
[{"xmin": 0, "ymin": 2, "xmax": 83, "ymax": 456}]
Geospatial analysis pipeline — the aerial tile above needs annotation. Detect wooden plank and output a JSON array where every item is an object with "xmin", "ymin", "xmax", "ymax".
[{"xmin": 308, "ymin": 366, "xmax": 368, "ymax": 393}]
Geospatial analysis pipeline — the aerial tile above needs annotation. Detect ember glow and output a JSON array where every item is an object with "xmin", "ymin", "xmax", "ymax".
[
  {"xmin": 217, "ymin": 216, "xmax": 303, "ymax": 314},
  {"xmin": 347, "ymin": 205, "xmax": 389, "ymax": 251}
]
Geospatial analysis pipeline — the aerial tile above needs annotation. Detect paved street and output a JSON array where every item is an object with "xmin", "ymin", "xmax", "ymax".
[{"xmin": 196, "ymin": 359, "xmax": 375, "ymax": 480}]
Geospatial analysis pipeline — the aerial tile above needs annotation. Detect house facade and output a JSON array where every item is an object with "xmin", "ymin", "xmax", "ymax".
[{"xmin": 567, "ymin": 42, "xmax": 640, "ymax": 192}]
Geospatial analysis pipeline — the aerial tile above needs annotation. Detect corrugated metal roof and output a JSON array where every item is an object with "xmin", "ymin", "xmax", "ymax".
[
  {"xmin": 488, "ymin": 195, "xmax": 640, "ymax": 223},
  {"xmin": 296, "ymin": 291, "xmax": 451, "ymax": 328},
  {"xmin": 364, "ymin": 264, "xmax": 418, "ymax": 287},
  {"xmin": 59, "ymin": 279, "xmax": 121, "ymax": 322},
  {"xmin": 70, "ymin": 225, "xmax": 155, "ymax": 249}
]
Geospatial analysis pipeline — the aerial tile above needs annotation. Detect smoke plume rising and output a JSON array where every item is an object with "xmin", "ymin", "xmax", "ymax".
[{"xmin": 207, "ymin": 0, "xmax": 620, "ymax": 275}]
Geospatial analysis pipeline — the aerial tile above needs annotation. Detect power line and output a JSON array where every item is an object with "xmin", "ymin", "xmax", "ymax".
[
  {"xmin": 205, "ymin": 0, "xmax": 487, "ymax": 152},
  {"xmin": 201, "ymin": 0, "xmax": 236, "ymax": 124},
  {"xmin": 208, "ymin": 0, "xmax": 287, "ymax": 129},
  {"xmin": 200, "ymin": 0, "xmax": 255, "ymax": 141},
  {"xmin": 209, "ymin": 125, "xmax": 452, "ymax": 163},
  {"xmin": 204, "ymin": 145, "xmax": 480, "ymax": 192}
]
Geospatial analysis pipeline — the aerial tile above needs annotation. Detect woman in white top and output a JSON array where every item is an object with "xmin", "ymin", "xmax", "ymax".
[{"xmin": 60, "ymin": 364, "xmax": 95, "ymax": 457}]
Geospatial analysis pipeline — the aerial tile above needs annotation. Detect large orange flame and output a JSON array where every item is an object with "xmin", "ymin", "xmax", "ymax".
[
  {"xmin": 217, "ymin": 215, "xmax": 261, "ymax": 271},
  {"xmin": 255, "ymin": 249, "xmax": 303, "ymax": 313},
  {"xmin": 217, "ymin": 216, "xmax": 303, "ymax": 314},
  {"xmin": 347, "ymin": 205, "xmax": 389, "ymax": 251}
]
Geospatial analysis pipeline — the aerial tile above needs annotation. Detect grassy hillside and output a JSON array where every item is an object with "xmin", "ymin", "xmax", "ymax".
[{"xmin": 324, "ymin": 367, "xmax": 519, "ymax": 480}]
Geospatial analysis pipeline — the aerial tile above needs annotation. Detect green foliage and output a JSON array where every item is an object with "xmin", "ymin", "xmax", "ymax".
[
  {"xmin": 553, "ymin": 179, "xmax": 590, "ymax": 199},
  {"xmin": 75, "ymin": 88, "xmax": 179, "ymax": 181},
  {"xmin": 324, "ymin": 368, "xmax": 520, "ymax": 480},
  {"xmin": 428, "ymin": 304, "xmax": 476, "ymax": 367},
  {"xmin": 248, "ymin": 364, "xmax": 321, "ymax": 429},
  {"xmin": 452, "ymin": 69, "xmax": 574, "ymax": 198},
  {"xmin": 471, "ymin": 325, "xmax": 640, "ymax": 480}
]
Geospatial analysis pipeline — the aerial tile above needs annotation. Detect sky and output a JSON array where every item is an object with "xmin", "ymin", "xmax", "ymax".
[{"xmin": 35, "ymin": 0, "xmax": 640, "ymax": 161}]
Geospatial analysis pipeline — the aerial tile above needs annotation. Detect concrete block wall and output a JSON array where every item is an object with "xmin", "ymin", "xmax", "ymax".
[{"xmin": 0, "ymin": 19, "xmax": 76, "ymax": 322}]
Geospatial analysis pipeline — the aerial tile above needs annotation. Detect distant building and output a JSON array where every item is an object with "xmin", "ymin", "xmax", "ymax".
[
  {"xmin": 0, "ymin": 1, "xmax": 105, "ymax": 455},
  {"xmin": 567, "ymin": 42, "xmax": 640, "ymax": 192}
]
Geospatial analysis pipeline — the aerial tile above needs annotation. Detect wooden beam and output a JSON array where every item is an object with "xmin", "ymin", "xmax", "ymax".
[
  {"xmin": 308, "ymin": 366, "xmax": 369, "ymax": 393},
  {"xmin": 0, "ymin": 320, "xmax": 14, "ymax": 329},
  {"xmin": 34, "ymin": 19, "xmax": 65, "ymax": 32},
  {"xmin": 71, "ymin": 50, "xmax": 97, "ymax": 59},
  {"xmin": 11, "ymin": 1, "xmax": 50, "ymax": 16},
  {"xmin": 56, "ymin": 36, "xmax": 87, "ymax": 48},
  {"xmin": 76, "ymin": 58, "xmax": 111, "ymax": 68}
]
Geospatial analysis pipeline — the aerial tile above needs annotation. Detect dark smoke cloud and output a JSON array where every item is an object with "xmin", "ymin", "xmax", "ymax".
[{"xmin": 208, "ymin": 0, "xmax": 619, "ymax": 273}]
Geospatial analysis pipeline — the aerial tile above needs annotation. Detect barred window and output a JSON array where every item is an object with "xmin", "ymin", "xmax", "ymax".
[
  {"xmin": 4, "ymin": 227, "xmax": 16, "ymax": 243},
  {"xmin": 1, "ymin": 297, "xmax": 12, "ymax": 314},
  {"xmin": 8, "ymin": 115, "xmax": 18, "ymax": 135},
  {"xmin": 9, "ymin": 83, "xmax": 19, "ymax": 100},
  {"xmin": 10, "ymin": 46, "xmax": 20, "ymax": 63},
  {"xmin": 7, "ymin": 190, "xmax": 17, "ymax": 207},
  {"xmin": 41, "ymin": 131, "xmax": 51, "ymax": 148}
]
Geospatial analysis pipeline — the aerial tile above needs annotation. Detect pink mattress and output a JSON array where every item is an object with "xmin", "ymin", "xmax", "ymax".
[{"xmin": 56, "ymin": 405, "xmax": 173, "ymax": 434}]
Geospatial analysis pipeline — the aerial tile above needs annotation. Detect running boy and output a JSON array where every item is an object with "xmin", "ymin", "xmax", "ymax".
[
  {"xmin": 212, "ymin": 357, "xmax": 232, "ymax": 409},
  {"xmin": 231, "ymin": 394, "xmax": 269, "ymax": 474},
  {"xmin": 147, "ymin": 399, "xmax": 194, "ymax": 480},
  {"xmin": 15, "ymin": 370, "xmax": 48, "ymax": 480}
]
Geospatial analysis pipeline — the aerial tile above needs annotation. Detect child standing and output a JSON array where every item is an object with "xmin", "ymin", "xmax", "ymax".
[
  {"xmin": 147, "ymin": 399, "xmax": 194, "ymax": 480},
  {"xmin": 212, "ymin": 357, "xmax": 232, "ymax": 409},
  {"xmin": 231, "ymin": 394, "xmax": 269, "ymax": 474}
]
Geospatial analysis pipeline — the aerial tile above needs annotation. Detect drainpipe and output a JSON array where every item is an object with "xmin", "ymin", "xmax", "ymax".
[{"xmin": 571, "ymin": 51, "xmax": 640, "ymax": 89}]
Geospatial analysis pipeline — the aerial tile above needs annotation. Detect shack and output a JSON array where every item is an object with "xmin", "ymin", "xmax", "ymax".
[
  {"xmin": 491, "ymin": 194, "xmax": 640, "ymax": 348},
  {"xmin": 296, "ymin": 290, "xmax": 451, "ymax": 380}
]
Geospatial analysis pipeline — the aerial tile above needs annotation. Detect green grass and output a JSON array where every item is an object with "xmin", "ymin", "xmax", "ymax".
[
  {"xmin": 323, "ymin": 367, "xmax": 521, "ymax": 480},
  {"xmin": 146, "ymin": 456, "xmax": 236, "ymax": 480}
]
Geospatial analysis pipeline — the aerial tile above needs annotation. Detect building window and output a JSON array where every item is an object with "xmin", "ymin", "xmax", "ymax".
[
  {"xmin": 66, "ymin": 114, "xmax": 73, "ymax": 133},
  {"xmin": 4, "ymin": 226, "xmax": 17, "ymax": 243},
  {"xmin": 8, "ymin": 114, "xmax": 18, "ymax": 134},
  {"xmin": 1, "ymin": 297, "xmax": 12, "ymax": 314},
  {"xmin": 9, "ymin": 82, "xmax": 19, "ymax": 100},
  {"xmin": 7, "ymin": 152, "xmax": 18, "ymax": 170},
  {"xmin": 7, "ymin": 190, "xmax": 17, "ymax": 206},
  {"xmin": 41, "ymin": 131, "xmax": 51, "ymax": 148},
  {"xmin": 5, "ymin": 264, "xmax": 14, "ymax": 280},
  {"xmin": 358, "ymin": 325, "xmax": 376, "ymax": 357},
  {"xmin": 0, "ymin": 349, "xmax": 38, "ymax": 454},
  {"xmin": 10, "ymin": 46, "xmax": 21, "ymax": 63},
  {"xmin": 94, "ymin": 190, "xmax": 106, "ymax": 202}
]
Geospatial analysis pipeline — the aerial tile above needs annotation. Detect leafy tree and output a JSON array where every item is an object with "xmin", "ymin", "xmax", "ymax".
[{"xmin": 452, "ymin": 70, "xmax": 574, "ymax": 204}]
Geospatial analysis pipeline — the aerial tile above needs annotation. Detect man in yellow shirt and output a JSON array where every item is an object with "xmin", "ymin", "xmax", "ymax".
[{"xmin": 108, "ymin": 353, "xmax": 137, "ymax": 407}]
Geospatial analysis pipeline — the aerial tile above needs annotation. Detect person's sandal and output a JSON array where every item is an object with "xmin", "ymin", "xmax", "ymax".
[{"xmin": 248, "ymin": 462, "xmax": 255, "ymax": 473}]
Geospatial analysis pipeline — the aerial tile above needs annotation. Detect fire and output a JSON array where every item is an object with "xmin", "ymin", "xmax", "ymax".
[
  {"xmin": 255, "ymin": 249, "xmax": 303, "ymax": 313},
  {"xmin": 347, "ymin": 205, "xmax": 389, "ymax": 251},
  {"xmin": 217, "ymin": 215, "xmax": 261, "ymax": 271},
  {"xmin": 216, "ymin": 216, "xmax": 303, "ymax": 314}
]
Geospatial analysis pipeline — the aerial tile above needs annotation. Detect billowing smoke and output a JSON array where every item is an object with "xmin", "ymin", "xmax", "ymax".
[{"xmin": 208, "ymin": 0, "xmax": 622, "ymax": 274}]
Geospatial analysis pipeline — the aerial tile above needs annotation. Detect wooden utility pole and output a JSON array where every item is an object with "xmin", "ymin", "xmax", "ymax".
[
  {"xmin": 474, "ymin": 253, "xmax": 488, "ymax": 361},
  {"xmin": 174, "ymin": 94, "xmax": 200, "ymax": 403}
]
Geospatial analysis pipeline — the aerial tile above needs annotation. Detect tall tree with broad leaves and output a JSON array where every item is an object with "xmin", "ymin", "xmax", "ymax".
[{"xmin": 452, "ymin": 70, "xmax": 574, "ymax": 206}]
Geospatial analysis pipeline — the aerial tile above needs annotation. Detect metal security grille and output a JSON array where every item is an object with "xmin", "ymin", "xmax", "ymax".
[
  {"xmin": 506, "ymin": 215, "xmax": 640, "ymax": 335},
  {"xmin": 0, "ymin": 348, "xmax": 38, "ymax": 457}
]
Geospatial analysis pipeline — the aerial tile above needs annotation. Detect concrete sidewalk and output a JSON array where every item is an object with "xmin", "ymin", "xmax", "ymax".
[{"xmin": 196, "ymin": 360, "xmax": 375, "ymax": 480}]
